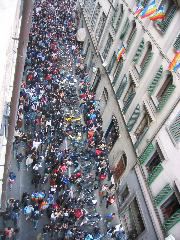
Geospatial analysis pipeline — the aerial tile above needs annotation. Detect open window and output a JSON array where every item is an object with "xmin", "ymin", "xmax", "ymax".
[
  {"xmin": 156, "ymin": 73, "xmax": 173, "ymax": 102},
  {"xmin": 160, "ymin": 193, "xmax": 180, "ymax": 220},
  {"xmin": 145, "ymin": 144, "xmax": 164, "ymax": 174},
  {"xmin": 113, "ymin": 153, "xmax": 127, "ymax": 182},
  {"xmin": 105, "ymin": 116, "xmax": 120, "ymax": 151}
]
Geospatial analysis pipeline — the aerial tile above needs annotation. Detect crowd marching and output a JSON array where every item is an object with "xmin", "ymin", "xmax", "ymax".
[{"xmin": 3, "ymin": 0, "xmax": 128, "ymax": 239}]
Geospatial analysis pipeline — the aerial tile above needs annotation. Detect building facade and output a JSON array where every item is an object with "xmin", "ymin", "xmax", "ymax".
[
  {"xmin": 0, "ymin": 0, "xmax": 23, "ymax": 207},
  {"xmin": 78, "ymin": 0, "xmax": 180, "ymax": 239}
]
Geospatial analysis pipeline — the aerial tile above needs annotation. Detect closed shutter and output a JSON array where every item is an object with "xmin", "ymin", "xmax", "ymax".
[
  {"xmin": 116, "ymin": 75, "xmax": 127, "ymax": 99},
  {"xmin": 148, "ymin": 66, "xmax": 163, "ymax": 95},
  {"xmin": 157, "ymin": 5, "xmax": 177, "ymax": 33},
  {"xmin": 120, "ymin": 19, "xmax": 130, "ymax": 40},
  {"xmin": 133, "ymin": 39, "xmax": 145, "ymax": 64},
  {"xmin": 139, "ymin": 51, "xmax": 153, "ymax": 78},
  {"xmin": 123, "ymin": 91, "xmax": 136, "ymax": 113},
  {"xmin": 169, "ymin": 113, "xmax": 180, "ymax": 143},
  {"xmin": 126, "ymin": 28, "xmax": 137, "ymax": 52},
  {"xmin": 173, "ymin": 33, "xmax": 180, "ymax": 50},
  {"xmin": 112, "ymin": 60, "xmax": 123, "ymax": 85},
  {"xmin": 157, "ymin": 84, "xmax": 176, "ymax": 111},
  {"xmin": 107, "ymin": 53, "xmax": 117, "ymax": 73},
  {"xmin": 127, "ymin": 104, "xmax": 140, "ymax": 131}
]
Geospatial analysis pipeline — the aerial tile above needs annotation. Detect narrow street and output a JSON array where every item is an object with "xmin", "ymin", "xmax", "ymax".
[{"xmin": 3, "ymin": 0, "xmax": 124, "ymax": 239}]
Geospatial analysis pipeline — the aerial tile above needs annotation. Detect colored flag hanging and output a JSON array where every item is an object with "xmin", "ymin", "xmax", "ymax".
[
  {"xmin": 117, "ymin": 45, "xmax": 125, "ymax": 61},
  {"xmin": 134, "ymin": 3, "xmax": 144, "ymax": 17},
  {"xmin": 140, "ymin": 0, "xmax": 157, "ymax": 19},
  {"xmin": 168, "ymin": 51, "xmax": 180, "ymax": 72},
  {"xmin": 149, "ymin": 6, "xmax": 165, "ymax": 21}
]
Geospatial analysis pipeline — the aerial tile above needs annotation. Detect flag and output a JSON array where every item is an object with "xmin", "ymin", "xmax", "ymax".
[
  {"xmin": 168, "ymin": 51, "xmax": 180, "ymax": 72},
  {"xmin": 149, "ymin": 6, "xmax": 165, "ymax": 21},
  {"xmin": 134, "ymin": 3, "xmax": 144, "ymax": 17},
  {"xmin": 117, "ymin": 45, "xmax": 125, "ymax": 61},
  {"xmin": 140, "ymin": 0, "xmax": 157, "ymax": 19}
]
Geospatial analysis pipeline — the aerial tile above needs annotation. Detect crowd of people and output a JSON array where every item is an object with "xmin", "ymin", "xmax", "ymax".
[{"xmin": 3, "ymin": 0, "xmax": 128, "ymax": 239}]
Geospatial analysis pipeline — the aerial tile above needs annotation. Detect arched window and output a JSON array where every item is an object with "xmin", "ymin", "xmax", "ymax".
[{"xmin": 113, "ymin": 153, "xmax": 127, "ymax": 182}]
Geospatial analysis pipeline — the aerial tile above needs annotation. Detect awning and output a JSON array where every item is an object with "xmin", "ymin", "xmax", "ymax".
[{"xmin": 76, "ymin": 28, "xmax": 86, "ymax": 42}]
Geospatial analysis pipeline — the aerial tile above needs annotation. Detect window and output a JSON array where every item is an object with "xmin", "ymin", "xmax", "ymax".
[
  {"xmin": 173, "ymin": 33, "xmax": 180, "ymax": 50},
  {"xmin": 121, "ymin": 198, "xmax": 145, "ymax": 239},
  {"xmin": 107, "ymin": 52, "xmax": 117, "ymax": 74},
  {"xmin": 91, "ymin": 3, "xmax": 101, "ymax": 29},
  {"xmin": 116, "ymin": 74, "xmax": 128, "ymax": 99},
  {"xmin": 169, "ymin": 113, "xmax": 180, "ymax": 144},
  {"xmin": 113, "ymin": 154, "xmax": 127, "ymax": 182},
  {"xmin": 146, "ymin": 145, "xmax": 164, "ymax": 174},
  {"xmin": 100, "ymin": 88, "xmax": 108, "ymax": 114},
  {"xmin": 105, "ymin": 116, "xmax": 119, "ymax": 151},
  {"xmin": 134, "ymin": 111, "xmax": 152, "ymax": 143},
  {"xmin": 123, "ymin": 76, "xmax": 136, "ymax": 113},
  {"xmin": 102, "ymin": 34, "xmax": 113, "ymax": 60},
  {"xmin": 139, "ymin": 42, "xmax": 153, "ymax": 77},
  {"xmin": 160, "ymin": 193, "xmax": 180, "ymax": 220},
  {"xmin": 155, "ymin": 0, "xmax": 177, "ymax": 33},
  {"xmin": 120, "ymin": 19, "xmax": 130, "ymax": 40},
  {"xmin": 156, "ymin": 74, "xmax": 172, "ymax": 101},
  {"xmin": 92, "ymin": 69, "xmax": 101, "ymax": 92},
  {"xmin": 114, "ymin": 5, "xmax": 124, "ymax": 32},
  {"xmin": 121, "ymin": 186, "xmax": 129, "ymax": 202},
  {"xmin": 112, "ymin": 59, "xmax": 123, "ymax": 85},
  {"xmin": 95, "ymin": 12, "xmax": 107, "ymax": 42},
  {"xmin": 126, "ymin": 21, "xmax": 137, "ymax": 52}
]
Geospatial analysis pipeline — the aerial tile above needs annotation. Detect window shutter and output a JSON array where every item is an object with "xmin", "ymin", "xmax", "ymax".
[
  {"xmin": 112, "ymin": 61, "xmax": 124, "ymax": 86},
  {"xmin": 126, "ymin": 28, "xmax": 137, "ymax": 52},
  {"xmin": 157, "ymin": 84, "xmax": 176, "ymax": 112},
  {"xmin": 148, "ymin": 66, "xmax": 163, "ymax": 95},
  {"xmin": 123, "ymin": 91, "xmax": 136, "ymax": 113},
  {"xmin": 173, "ymin": 33, "xmax": 180, "ymax": 51},
  {"xmin": 120, "ymin": 20, "xmax": 130, "ymax": 40},
  {"xmin": 115, "ymin": 11, "xmax": 124, "ymax": 32},
  {"xmin": 116, "ymin": 75, "xmax": 127, "ymax": 99},
  {"xmin": 107, "ymin": 53, "xmax": 116, "ymax": 73},
  {"xmin": 169, "ymin": 113, "xmax": 180, "ymax": 143},
  {"xmin": 133, "ymin": 39, "xmax": 145, "ymax": 64},
  {"xmin": 157, "ymin": 6, "xmax": 177, "ymax": 33},
  {"xmin": 127, "ymin": 105, "xmax": 140, "ymax": 131},
  {"xmin": 139, "ymin": 51, "xmax": 153, "ymax": 78}
]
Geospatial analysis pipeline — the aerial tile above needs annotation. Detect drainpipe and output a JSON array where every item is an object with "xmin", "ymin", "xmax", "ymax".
[{"xmin": 1, "ymin": 0, "xmax": 33, "ymax": 212}]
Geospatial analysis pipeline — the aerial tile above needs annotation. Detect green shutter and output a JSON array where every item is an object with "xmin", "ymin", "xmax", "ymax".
[
  {"xmin": 163, "ymin": 209, "xmax": 180, "ymax": 232},
  {"xmin": 157, "ymin": 84, "xmax": 176, "ymax": 112},
  {"xmin": 122, "ymin": 92, "xmax": 136, "ymax": 113},
  {"xmin": 173, "ymin": 33, "xmax": 180, "ymax": 51},
  {"xmin": 120, "ymin": 19, "xmax": 130, "ymax": 40},
  {"xmin": 115, "ymin": 11, "xmax": 124, "ymax": 32},
  {"xmin": 157, "ymin": 6, "xmax": 177, "ymax": 33},
  {"xmin": 107, "ymin": 53, "xmax": 116, "ymax": 73},
  {"xmin": 148, "ymin": 66, "xmax": 163, "ymax": 95},
  {"xmin": 147, "ymin": 163, "xmax": 163, "ymax": 185},
  {"xmin": 127, "ymin": 104, "xmax": 140, "ymax": 131},
  {"xmin": 112, "ymin": 61, "xmax": 123, "ymax": 86},
  {"xmin": 133, "ymin": 39, "xmax": 145, "ymax": 64},
  {"xmin": 116, "ymin": 75, "xmax": 127, "ymax": 99},
  {"xmin": 126, "ymin": 29, "xmax": 137, "ymax": 52},
  {"xmin": 138, "ymin": 143, "xmax": 155, "ymax": 164},
  {"xmin": 169, "ymin": 113, "xmax": 180, "ymax": 143},
  {"xmin": 140, "ymin": 51, "xmax": 153, "ymax": 78},
  {"xmin": 154, "ymin": 184, "xmax": 174, "ymax": 206}
]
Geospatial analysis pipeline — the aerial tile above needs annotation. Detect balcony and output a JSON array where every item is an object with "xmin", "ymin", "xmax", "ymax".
[
  {"xmin": 163, "ymin": 209, "xmax": 180, "ymax": 232},
  {"xmin": 147, "ymin": 163, "xmax": 163, "ymax": 185}
]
